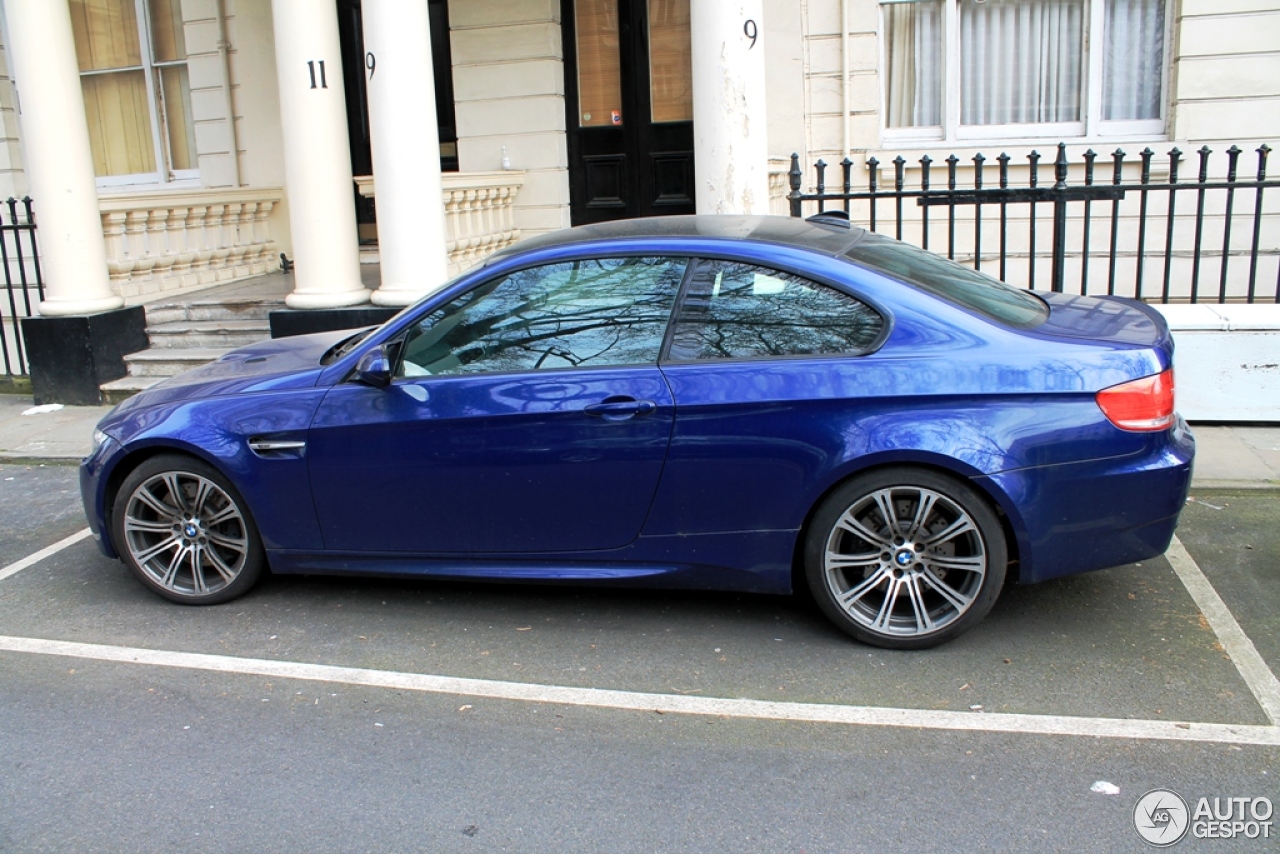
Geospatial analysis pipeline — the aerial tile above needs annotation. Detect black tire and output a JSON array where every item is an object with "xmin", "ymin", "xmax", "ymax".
[
  {"xmin": 112, "ymin": 454, "xmax": 264, "ymax": 605},
  {"xmin": 804, "ymin": 467, "xmax": 1006, "ymax": 649}
]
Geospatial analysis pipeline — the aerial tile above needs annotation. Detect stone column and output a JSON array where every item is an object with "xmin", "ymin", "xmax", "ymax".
[
  {"xmin": 271, "ymin": 0, "xmax": 370, "ymax": 308},
  {"xmin": 690, "ymin": 1, "xmax": 770, "ymax": 215},
  {"xmin": 363, "ymin": 0, "xmax": 449, "ymax": 307},
  {"xmin": 4, "ymin": 0, "xmax": 121, "ymax": 315}
]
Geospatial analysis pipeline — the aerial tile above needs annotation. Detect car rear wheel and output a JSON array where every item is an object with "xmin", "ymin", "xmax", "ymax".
[
  {"xmin": 804, "ymin": 468, "xmax": 1006, "ymax": 649},
  {"xmin": 112, "ymin": 455, "xmax": 264, "ymax": 605}
]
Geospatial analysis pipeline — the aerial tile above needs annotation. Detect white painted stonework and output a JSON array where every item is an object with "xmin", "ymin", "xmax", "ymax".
[
  {"xmin": 363, "ymin": 0, "xmax": 449, "ymax": 306},
  {"xmin": 96, "ymin": 187, "xmax": 284, "ymax": 303},
  {"xmin": 691, "ymin": 0, "xmax": 770, "ymax": 215},
  {"xmin": 1157, "ymin": 305, "xmax": 1280, "ymax": 422},
  {"xmin": 4, "ymin": 0, "xmax": 120, "ymax": 316},
  {"xmin": 270, "ymin": 0, "xmax": 369, "ymax": 309},
  {"xmin": 355, "ymin": 171, "xmax": 524, "ymax": 277}
]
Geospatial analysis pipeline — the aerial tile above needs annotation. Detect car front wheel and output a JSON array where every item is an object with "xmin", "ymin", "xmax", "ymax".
[
  {"xmin": 112, "ymin": 454, "xmax": 264, "ymax": 605},
  {"xmin": 804, "ymin": 468, "xmax": 1006, "ymax": 649}
]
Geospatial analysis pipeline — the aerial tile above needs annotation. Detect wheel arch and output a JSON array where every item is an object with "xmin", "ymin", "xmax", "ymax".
[
  {"xmin": 790, "ymin": 456, "xmax": 1026, "ymax": 596},
  {"xmin": 100, "ymin": 441, "xmax": 245, "ymax": 557}
]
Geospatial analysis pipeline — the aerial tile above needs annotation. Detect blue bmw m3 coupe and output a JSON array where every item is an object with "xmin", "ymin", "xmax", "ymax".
[{"xmin": 81, "ymin": 214, "xmax": 1194, "ymax": 648}]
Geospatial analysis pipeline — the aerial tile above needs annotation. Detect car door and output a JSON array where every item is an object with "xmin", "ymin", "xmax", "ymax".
[
  {"xmin": 307, "ymin": 256, "xmax": 687, "ymax": 554},
  {"xmin": 646, "ymin": 257, "xmax": 888, "ymax": 536}
]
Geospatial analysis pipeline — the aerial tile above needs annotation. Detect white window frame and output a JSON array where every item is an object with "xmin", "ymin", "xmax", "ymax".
[
  {"xmin": 879, "ymin": 0, "xmax": 1171, "ymax": 146},
  {"xmin": 81, "ymin": 0, "xmax": 200, "ymax": 189}
]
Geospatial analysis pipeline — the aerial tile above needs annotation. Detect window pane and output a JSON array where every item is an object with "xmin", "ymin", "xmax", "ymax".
[
  {"xmin": 844, "ymin": 234, "xmax": 1048, "ymax": 329},
  {"xmin": 399, "ymin": 257, "xmax": 685, "ymax": 377},
  {"xmin": 575, "ymin": 0, "xmax": 623, "ymax": 127},
  {"xmin": 668, "ymin": 261, "xmax": 885, "ymax": 361},
  {"xmin": 149, "ymin": 0, "xmax": 188, "ymax": 62},
  {"xmin": 1103, "ymin": 0, "xmax": 1164, "ymax": 121},
  {"xmin": 81, "ymin": 71, "xmax": 157, "ymax": 176},
  {"xmin": 160, "ymin": 66, "xmax": 196, "ymax": 171},
  {"xmin": 883, "ymin": 0, "xmax": 943, "ymax": 128},
  {"xmin": 70, "ymin": 0, "xmax": 143, "ymax": 71},
  {"xmin": 960, "ymin": 0, "xmax": 1084, "ymax": 126},
  {"xmin": 649, "ymin": 0, "xmax": 692, "ymax": 123}
]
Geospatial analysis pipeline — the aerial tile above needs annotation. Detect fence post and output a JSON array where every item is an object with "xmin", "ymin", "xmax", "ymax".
[
  {"xmin": 788, "ymin": 153, "xmax": 802, "ymax": 218},
  {"xmin": 1051, "ymin": 142, "xmax": 1069, "ymax": 293}
]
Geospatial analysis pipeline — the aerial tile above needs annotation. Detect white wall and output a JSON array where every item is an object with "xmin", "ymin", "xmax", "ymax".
[
  {"xmin": 1171, "ymin": 0, "xmax": 1280, "ymax": 148},
  {"xmin": 0, "ymin": 28, "xmax": 26, "ymax": 200},
  {"xmin": 449, "ymin": 0, "xmax": 570, "ymax": 238},
  {"xmin": 763, "ymin": 0, "xmax": 808, "ymax": 166},
  {"xmin": 182, "ymin": 0, "xmax": 291, "ymax": 254}
]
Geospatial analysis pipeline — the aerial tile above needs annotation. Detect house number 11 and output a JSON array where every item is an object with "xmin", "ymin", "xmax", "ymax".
[{"xmin": 307, "ymin": 60, "xmax": 328, "ymax": 89}]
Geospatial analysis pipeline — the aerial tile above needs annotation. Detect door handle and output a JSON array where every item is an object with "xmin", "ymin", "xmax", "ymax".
[{"xmin": 583, "ymin": 397, "xmax": 657, "ymax": 420}]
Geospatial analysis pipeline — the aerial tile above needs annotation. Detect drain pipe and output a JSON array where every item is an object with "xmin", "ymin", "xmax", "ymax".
[
  {"xmin": 215, "ymin": 0, "xmax": 241, "ymax": 187},
  {"xmin": 842, "ymin": 0, "xmax": 850, "ymax": 161}
]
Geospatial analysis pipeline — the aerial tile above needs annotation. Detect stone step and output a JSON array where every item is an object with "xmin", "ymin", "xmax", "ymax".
[
  {"xmin": 123, "ymin": 347, "xmax": 233, "ymax": 377},
  {"xmin": 100, "ymin": 375, "xmax": 164, "ymax": 405},
  {"xmin": 145, "ymin": 297, "xmax": 285, "ymax": 325},
  {"xmin": 145, "ymin": 319, "xmax": 271, "ymax": 349}
]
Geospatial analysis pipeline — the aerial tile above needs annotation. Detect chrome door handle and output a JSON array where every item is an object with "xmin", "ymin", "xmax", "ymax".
[{"xmin": 583, "ymin": 398, "xmax": 658, "ymax": 420}]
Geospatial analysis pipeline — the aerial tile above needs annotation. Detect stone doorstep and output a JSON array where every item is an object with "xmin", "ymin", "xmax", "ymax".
[
  {"xmin": 100, "ymin": 375, "xmax": 164, "ymax": 405},
  {"xmin": 144, "ymin": 319, "xmax": 272, "ymax": 349},
  {"xmin": 123, "ymin": 347, "xmax": 234, "ymax": 377},
  {"xmin": 143, "ymin": 297, "xmax": 287, "ymax": 326}
]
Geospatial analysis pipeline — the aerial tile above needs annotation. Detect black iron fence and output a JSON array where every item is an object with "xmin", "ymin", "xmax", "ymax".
[
  {"xmin": 1, "ymin": 197, "xmax": 43, "ymax": 381},
  {"xmin": 788, "ymin": 143, "xmax": 1280, "ymax": 304}
]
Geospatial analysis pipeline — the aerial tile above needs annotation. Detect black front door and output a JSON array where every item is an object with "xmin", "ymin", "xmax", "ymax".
[{"xmin": 563, "ymin": 0, "xmax": 695, "ymax": 224}]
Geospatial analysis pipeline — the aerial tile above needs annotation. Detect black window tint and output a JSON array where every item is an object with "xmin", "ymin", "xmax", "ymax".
[
  {"xmin": 397, "ymin": 256, "xmax": 685, "ymax": 377},
  {"xmin": 667, "ymin": 260, "xmax": 884, "ymax": 361},
  {"xmin": 843, "ymin": 234, "xmax": 1048, "ymax": 329}
]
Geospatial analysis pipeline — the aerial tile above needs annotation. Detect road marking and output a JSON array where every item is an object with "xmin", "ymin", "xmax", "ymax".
[
  {"xmin": 0, "ymin": 528, "xmax": 92, "ymax": 584},
  {"xmin": 1, "ymin": 634, "xmax": 1278, "ymax": 746},
  {"xmin": 1168, "ymin": 535, "xmax": 1280, "ymax": 726}
]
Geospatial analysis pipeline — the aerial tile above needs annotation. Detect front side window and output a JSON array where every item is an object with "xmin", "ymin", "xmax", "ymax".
[
  {"xmin": 883, "ymin": 0, "xmax": 1167, "ymax": 141},
  {"xmin": 667, "ymin": 261, "xmax": 885, "ymax": 362},
  {"xmin": 71, "ymin": 0, "xmax": 197, "ymax": 185},
  {"xmin": 397, "ymin": 257, "xmax": 686, "ymax": 377}
]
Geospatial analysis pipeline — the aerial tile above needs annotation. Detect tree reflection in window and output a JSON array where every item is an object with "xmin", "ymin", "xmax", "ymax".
[
  {"xmin": 398, "ymin": 256, "xmax": 685, "ymax": 376},
  {"xmin": 667, "ymin": 261, "xmax": 884, "ymax": 361}
]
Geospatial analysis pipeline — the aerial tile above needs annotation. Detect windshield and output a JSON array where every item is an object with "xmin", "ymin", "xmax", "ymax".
[{"xmin": 844, "ymin": 233, "xmax": 1048, "ymax": 329}]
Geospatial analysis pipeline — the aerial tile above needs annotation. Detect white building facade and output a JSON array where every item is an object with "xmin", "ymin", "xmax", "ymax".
[{"xmin": 0, "ymin": 0, "xmax": 1277, "ymax": 409}]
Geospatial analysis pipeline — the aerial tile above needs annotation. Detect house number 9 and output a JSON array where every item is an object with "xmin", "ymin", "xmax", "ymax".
[
  {"xmin": 743, "ymin": 19, "xmax": 757, "ymax": 48},
  {"xmin": 366, "ymin": 52, "xmax": 376, "ymax": 80}
]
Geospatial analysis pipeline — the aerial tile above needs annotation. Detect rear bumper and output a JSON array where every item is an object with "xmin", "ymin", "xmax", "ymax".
[{"xmin": 981, "ymin": 417, "xmax": 1195, "ymax": 584}]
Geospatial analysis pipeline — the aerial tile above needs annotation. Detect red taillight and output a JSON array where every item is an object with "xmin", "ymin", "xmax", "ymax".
[{"xmin": 1096, "ymin": 369, "xmax": 1175, "ymax": 431}]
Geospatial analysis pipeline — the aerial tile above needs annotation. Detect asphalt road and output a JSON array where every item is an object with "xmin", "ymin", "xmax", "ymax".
[{"xmin": 1, "ymin": 463, "xmax": 1277, "ymax": 853}]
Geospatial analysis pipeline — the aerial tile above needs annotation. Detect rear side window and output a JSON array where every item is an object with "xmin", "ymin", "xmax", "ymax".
[
  {"xmin": 666, "ymin": 260, "xmax": 885, "ymax": 362},
  {"xmin": 844, "ymin": 233, "xmax": 1048, "ymax": 329}
]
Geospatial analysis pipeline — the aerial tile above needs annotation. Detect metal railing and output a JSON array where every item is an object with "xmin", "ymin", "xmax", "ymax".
[
  {"xmin": 788, "ymin": 143, "xmax": 1280, "ymax": 304},
  {"xmin": 1, "ymin": 197, "xmax": 43, "ymax": 381}
]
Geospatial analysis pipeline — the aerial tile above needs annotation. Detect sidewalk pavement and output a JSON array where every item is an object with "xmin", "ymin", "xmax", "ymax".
[{"xmin": 0, "ymin": 393, "xmax": 1276, "ymax": 489}]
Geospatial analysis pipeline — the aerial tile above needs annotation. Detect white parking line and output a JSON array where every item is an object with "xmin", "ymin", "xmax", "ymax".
[
  {"xmin": 2, "ymin": 529, "xmax": 1277, "ymax": 744},
  {"xmin": 1168, "ymin": 535, "xmax": 1280, "ymax": 725},
  {"xmin": 1, "ymin": 634, "xmax": 1278, "ymax": 746},
  {"xmin": 0, "ymin": 528, "xmax": 92, "ymax": 584}
]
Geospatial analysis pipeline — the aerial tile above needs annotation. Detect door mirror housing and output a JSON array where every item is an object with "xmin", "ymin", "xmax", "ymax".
[{"xmin": 355, "ymin": 346, "xmax": 393, "ymax": 388}]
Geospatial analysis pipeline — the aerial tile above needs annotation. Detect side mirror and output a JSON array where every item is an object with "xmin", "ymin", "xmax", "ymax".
[{"xmin": 355, "ymin": 346, "xmax": 392, "ymax": 388}]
